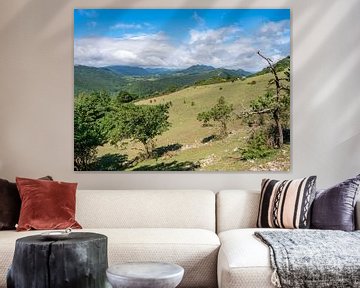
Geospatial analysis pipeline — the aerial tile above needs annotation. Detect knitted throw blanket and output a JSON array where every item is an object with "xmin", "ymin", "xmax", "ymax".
[{"xmin": 255, "ymin": 230, "xmax": 360, "ymax": 288}]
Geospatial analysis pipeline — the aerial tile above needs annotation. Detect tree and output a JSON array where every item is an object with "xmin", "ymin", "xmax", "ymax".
[
  {"xmin": 109, "ymin": 103, "xmax": 171, "ymax": 158},
  {"xmin": 238, "ymin": 51, "xmax": 290, "ymax": 148},
  {"xmin": 115, "ymin": 91, "xmax": 136, "ymax": 103},
  {"xmin": 74, "ymin": 91, "xmax": 111, "ymax": 170},
  {"xmin": 197, "ymin": 96, "xmax": 234, "ymax": 138}
]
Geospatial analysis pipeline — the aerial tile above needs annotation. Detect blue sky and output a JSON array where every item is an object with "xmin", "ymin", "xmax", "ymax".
[{"xmin": 74, "ymin": 9, "xmax": 290, "ymax": 71}]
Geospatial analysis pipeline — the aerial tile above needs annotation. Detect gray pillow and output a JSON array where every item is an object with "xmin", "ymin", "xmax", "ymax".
[{"xmin": 311, "ymin": 174, "xmax": 360, "ymax": 231}]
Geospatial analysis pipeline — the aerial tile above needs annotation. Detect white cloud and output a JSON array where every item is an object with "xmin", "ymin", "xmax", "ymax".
[
  {"xmin": 74, "ymin": 20, "xmax": 290, "ymax": 72},
  {"xmin": 110, "ymin": 23, "xmax": 143, "ymax": 30},
  {"xmin": 189, "ymin": 26, "xmax": 241, "ymax": 45},
  {"xmin": 192, "ymin": 12, "xmax": 205, "ymax": 26},
  {"xmin": 75, "ymin": 33, "xmax": 174, "ymax": 67},
  {"xmin": 260, "ymin": 20, "xmax": 290, "ymax": 36}
]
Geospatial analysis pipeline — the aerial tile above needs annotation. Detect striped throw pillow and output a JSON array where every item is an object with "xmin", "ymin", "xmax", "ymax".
[{"xmin": 257, "ymin": 176, "xmax": 317, "ymax": 229}]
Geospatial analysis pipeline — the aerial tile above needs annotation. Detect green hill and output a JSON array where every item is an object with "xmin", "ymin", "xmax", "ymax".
[
  {"xmin": 253, "ymin": 56, "xmax": 290, "ymax": 76},
  {"xmin": 97, "ymin": 71, "xmax": 290, "ymax": 171},
  {"xmin": 74, "ymin": 65, "xmax": 126, "ymax": 94},
  {"xmin": 106, "ymin": 65, "xmax": 151, "ymax": 76},
  {"xmin": 179, "ymin": 64, "xmax": 216, "ymax": 74},
  {"xmin": 74, "ymin": 65, "xmax": 253, "ymax": 97}
]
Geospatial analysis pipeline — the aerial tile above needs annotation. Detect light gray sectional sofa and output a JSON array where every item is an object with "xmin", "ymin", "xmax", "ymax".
[
  {"xmin": 0, "ymin": 190, "xmax": 219, "ymax": 288},
  {"xmin": 0, "ymin": 189, "xmax": 359, "ymax": 288}
]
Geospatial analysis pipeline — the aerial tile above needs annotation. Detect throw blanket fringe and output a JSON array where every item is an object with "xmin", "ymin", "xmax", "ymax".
[{"xmin": 271, "ymin": 269, "xmax": 281, "ymax": 288}]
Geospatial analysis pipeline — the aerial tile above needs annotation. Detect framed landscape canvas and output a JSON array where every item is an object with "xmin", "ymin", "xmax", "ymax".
[{"xmin": 74, "ymin": 9, "xmax": 291, "ymax": 171}]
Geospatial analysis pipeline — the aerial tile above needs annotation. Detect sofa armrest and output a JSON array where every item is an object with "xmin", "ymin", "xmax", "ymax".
[{"xmin": 356, "ymin": 200, "xmax": 360, "ymax": 230}]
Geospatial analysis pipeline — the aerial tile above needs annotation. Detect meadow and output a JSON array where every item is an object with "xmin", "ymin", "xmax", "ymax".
[{"xmin": 96, "ymin": 72, "xmax": 290, "ymax": 171}]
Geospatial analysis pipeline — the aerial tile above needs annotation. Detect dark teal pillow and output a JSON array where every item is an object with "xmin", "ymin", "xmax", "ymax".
[{"xmin": 311, "ymin": 174, "xmax": 360, "ymax": 231}]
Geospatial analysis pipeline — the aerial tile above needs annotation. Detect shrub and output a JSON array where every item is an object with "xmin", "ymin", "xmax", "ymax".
[
  {"xmin": 197, "ymin": 96, "xmax": 233, "ymax": 138},
  {"xmin": 240, "ymin": 131, "xmax": 274, "ymax": 160},
  {"xmin": 115, "ymin": 91, "xmax": 136, "ymax": 103}
]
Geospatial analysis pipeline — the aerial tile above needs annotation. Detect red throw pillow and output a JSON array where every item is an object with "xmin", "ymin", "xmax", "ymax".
[
  {"xmin": 16, "ymin": 177, "xmax": 82, "ymax": 231},
  {"xmin": 0, "ymin": 176, "xmax": 52, "ymax": 230}
]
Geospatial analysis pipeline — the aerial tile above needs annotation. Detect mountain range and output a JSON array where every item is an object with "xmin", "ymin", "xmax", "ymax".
[
  {"xmin": 74, "ymin": 58, "xmax": 289, "ymax": 98},
  {"xmin": 102, "ymin": 64, "xmax": 252, "ymax": 77},
  {"xmin": 74, "ymin": 64, "xmax": 252, "ymax": 97},
  {"xmin": 106, "ymin": 65, "xmax": 174, "ymax": 76}
]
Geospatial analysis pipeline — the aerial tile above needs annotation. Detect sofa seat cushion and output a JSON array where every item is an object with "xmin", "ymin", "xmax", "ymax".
[
  {"xmin": 101, "ymin": 228, "xmax": 220, "ymax": 288},
  {"xmin": 218, "ymin": 228, "xmax": 282, "ymax": 288},
  {"xmin": 0, "ymin": 228, "xmax": 219, "ymax": 288}
]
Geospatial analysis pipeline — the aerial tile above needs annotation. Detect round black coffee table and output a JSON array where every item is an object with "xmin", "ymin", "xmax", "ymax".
[
  {"xmin": 106, "ymin": 262, "xmax": 184, "ymax": 288},
  {"xmin": 7, "ymin": 232, "xmax": 108, "ymax": 288}
]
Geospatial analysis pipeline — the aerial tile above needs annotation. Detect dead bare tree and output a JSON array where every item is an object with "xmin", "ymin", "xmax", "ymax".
[
  {"xmin": 236, "ymin": 51, "xmax": 290, "ymax": 148},
  {"xmin": 257, "ymin": 51, "xmax": 283, "ymax": 147}
]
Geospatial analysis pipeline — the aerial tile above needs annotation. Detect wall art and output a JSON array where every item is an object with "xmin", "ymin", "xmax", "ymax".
[{"xmin": 74, "ymin": 9, "xmax": 291, "ymax": 171}]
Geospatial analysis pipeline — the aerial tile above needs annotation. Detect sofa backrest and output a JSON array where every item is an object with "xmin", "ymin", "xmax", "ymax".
[
  {"xmin": 76, "ymin": 190, "xmax": 216, "ymax": 231},
  {"xmin": 217, "ymin": 190, "xmax": 360, "ymax": 232},
  {"xmin": 216, "ymin": 190, "xmax": 260, "ymax": 233}
]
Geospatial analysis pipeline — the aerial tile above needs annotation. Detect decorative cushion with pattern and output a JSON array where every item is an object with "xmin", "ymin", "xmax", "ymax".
[{"xmin": 257, "ymin": 176, "xmax": 317, "ymax": 229}]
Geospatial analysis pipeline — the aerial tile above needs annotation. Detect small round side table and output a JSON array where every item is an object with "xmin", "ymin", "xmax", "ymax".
[
  {"xmin": 7, "ymin": 232, "xmax": 108, "ymax": 288},
  {"xmin": 106, "ymin": 262, "xmax": 184, "ymax": 288}
]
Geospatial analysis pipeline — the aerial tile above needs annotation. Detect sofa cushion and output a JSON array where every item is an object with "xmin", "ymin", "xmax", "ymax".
[
  {"xmin": 216, "ymin": 190, "xmax": 260, "ymax": 233},
  {"xmin": 0, "ymin": 179, "xmax": 20, "ymax": 230},
  {"xmin": 0, "ymin": 228, "xmax": 220, "ymax": 288},
  {"xmin": 0, "ymin": 176, "xmax": 53, "ymax": 230},
  {"xmin": 218, "ymin": 228, "xmax": 278, "ymax": 288},
  {"xmin": 76, "ymin": 190, "xmax": 216, "ymax": 231},
  {"xmin": 16, "ymin": 177, "xmax": 82, "ymax": 231},
  {"xmin": 311, "ymin": 174, "xmax": 360, "ymax": 231},
  {"xmin": 257, "ymin": 176, "xmax": 317, "ymax": 229}
]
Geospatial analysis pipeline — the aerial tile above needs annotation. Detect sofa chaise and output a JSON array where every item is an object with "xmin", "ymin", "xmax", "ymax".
[
  {"xmin": 216, "ymin": 190, "xmax": 360, "ymax": 288},
  {"xmin": 0, "ymin": 189, "xmax": 359, "ymax": 288}
]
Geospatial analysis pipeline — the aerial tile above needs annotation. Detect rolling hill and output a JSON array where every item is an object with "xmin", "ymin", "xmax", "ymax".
[
  {"xmin": 74, "ymin": 65, "xmax": 126, "ymax": 95},
  {"xmin": 253, "ymin": 56, "xmax": 290, "ymax": 76},
  {"xmin": 179, "ymin": 64, "xmax": 215, "ymax": 74},
  {"xmin": 74, "ymin": 64, "xmax": 254, "ymax": 97},
  {"xmin": 106, "ymin": 65, "xmax": 177, "ymax": 76},
  {"xmin": 106, "ymin": 65, "xmax": 151, "ymax": 76},
  {"xmin": 96, "ymin": 70, "xmax": 290, "ymax": 171},
  {"xmin": 74, "ymin": 57, "xmax": 289, "ymax": 99}
]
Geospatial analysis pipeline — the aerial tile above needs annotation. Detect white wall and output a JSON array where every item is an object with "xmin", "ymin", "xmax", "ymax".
[{"xmin": 0, "ymin": 0, "xmax": 359, "ymax": 190}]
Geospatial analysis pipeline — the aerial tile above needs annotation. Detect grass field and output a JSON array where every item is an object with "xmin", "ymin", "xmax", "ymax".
[{"xmin": 97, "ymin": 72, "xmax": 290, "ymax": 171}]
